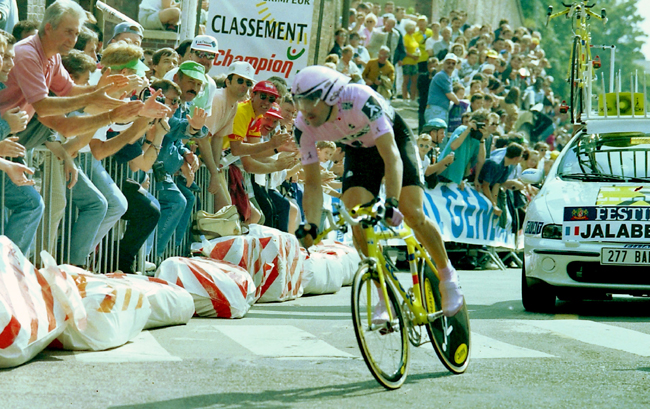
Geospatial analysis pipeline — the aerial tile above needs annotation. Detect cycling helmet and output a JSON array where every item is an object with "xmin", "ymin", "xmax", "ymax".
[{"xmin": 291, "ymin": 65, "xmax": 351, "ymax": 110}]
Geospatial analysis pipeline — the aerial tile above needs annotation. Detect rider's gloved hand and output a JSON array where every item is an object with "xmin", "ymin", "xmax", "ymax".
[
  {"xmin": 384, "ymin": 197, "xmax": 403, "ymax": 227},
  {"xmin": 295, "ymin": 223, "xmax": 319, "ymax": 248}
]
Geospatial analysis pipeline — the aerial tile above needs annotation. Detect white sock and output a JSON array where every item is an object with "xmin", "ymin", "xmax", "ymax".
[{"xmin": 438, "ymin": 263, "xmax": 457, "ymax": 282}]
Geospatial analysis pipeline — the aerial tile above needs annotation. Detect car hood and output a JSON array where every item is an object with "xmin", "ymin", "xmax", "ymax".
[{"xmin": 538, "ymin": 177, "xmax": 632, "ymax": 224}]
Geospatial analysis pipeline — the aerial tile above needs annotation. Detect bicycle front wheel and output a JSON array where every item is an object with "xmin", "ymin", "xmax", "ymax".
[
  {"xmin": 570, "ymin": 35, "xmax": 584, "ymax": 124},
  {"xmin": 420, "ymin": 261, "xmax": 471, "ymax": 374},
  {"xmin": 351, "ymin": 263, "xmax": 409, "ymax": 389}
]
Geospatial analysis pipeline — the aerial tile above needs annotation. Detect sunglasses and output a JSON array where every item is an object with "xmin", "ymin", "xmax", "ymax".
[
  {"xmin": 165, "ymin": 96, "xmax": 181, "ymax": 106},
  {"xmin": 193, "ymin": 50, "xmax": 216, "ymax": 60},
  {"xmin": 236, "ymin": 77, "xmax": 253, "ymax": 87},
  {"xmin": 259, "ymin": 93, "xmax": 277, "ymax": 103}
]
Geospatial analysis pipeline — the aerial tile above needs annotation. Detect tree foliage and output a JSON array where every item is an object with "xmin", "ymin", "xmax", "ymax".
[{"xmin": 520, "ymin": 0, "xmax": 646, "ymax": 102}]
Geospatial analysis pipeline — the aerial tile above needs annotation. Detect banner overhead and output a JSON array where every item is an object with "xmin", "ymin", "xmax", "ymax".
[{"xmin": 206, "ymin": 0, "xmax": 314, "ymax": 81}]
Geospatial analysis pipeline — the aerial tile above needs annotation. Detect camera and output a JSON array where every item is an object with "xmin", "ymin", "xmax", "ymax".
[
  {"xmin": 469, "ymin": 122, "xmax": 485, "ymax": 140},
  {"xmin": 138, "ymin": 86, "xmax": 166, "ymax": 105}
]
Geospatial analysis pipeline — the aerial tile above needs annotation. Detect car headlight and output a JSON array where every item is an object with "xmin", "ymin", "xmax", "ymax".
[{"xmin": 541, "ymin": 224, "xmax": 563, "ymax": 239}]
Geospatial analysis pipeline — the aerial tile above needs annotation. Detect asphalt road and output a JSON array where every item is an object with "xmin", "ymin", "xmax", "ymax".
[{"xmin": 4, "ymin": 268, "xmax": 650, "ymax": 409}]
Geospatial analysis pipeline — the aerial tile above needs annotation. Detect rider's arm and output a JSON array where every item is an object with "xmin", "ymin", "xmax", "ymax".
[
  {"xmin": 302, "ymin": 162, "xmax": 324, "ymax": 227},
  {"xmin": 374, "ymin": 132, "xmax": 403, "ymax": 200}
]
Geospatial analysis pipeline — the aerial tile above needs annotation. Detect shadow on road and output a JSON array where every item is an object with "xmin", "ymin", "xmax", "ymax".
[{"xmin": 108, "ymin": 371, "xmax": 451, "ymax": 409}]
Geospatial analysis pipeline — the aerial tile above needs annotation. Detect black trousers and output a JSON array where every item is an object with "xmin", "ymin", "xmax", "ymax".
[
  {"xmin": 118, "ymin": 180, "xmax": 161, "ymax": 273},
  {"xmin": 252, "ymin": 182, "xmax": 290, "ymax": 233}
]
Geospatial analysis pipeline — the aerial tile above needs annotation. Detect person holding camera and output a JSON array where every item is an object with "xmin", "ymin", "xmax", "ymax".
[{"xmin": 436, "ymin": 108, "xmax": 493, "ymax": 190}]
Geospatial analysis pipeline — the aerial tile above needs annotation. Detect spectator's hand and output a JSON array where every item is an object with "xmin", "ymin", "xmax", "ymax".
[
  {"xmin": 97, "ymin": 68, "xmax": 130, "ymax": 91},
  {"xmin": 2, "ymin": 161, "xmax": 34, "ymax": 186},
  {"xmin": 140, "ymin": 89, "xmax": 172, "ymax": 118},
  {"xmin": 184, "ymin": 151, "xmax": 199, "ymax": 172},
  {"xmin": 274, "ymin": 153, "xmax": 299, "ymax": 171},
  {"xmin": 63, "ymin": 157, "xmax": 78, "ymax": 189},
  {"xmin": 89, "ymin": 85, "xmax": 127, "ymax": 112},
  {"xmin": 468, "ymin": 120, "xmax": 478, "ymax": 131},
  {"xmin": 2, "ymin": 108, "xmax": 29, "ymax": 134},
  {"xmin": 320, "ymin": 169, "xmax": 336, "ymax": 182},
  {"xmin": 441, "ymin": 153, "xmax": 454, "ymax": 167},
  {"xmin": 493, "ymin": 206, "xmax": 503, "ymax": 217},
  {"xmin": 126, "ymin": 74, "xmax": 149, "ymax": 94},
  {"xmin": 110, "ymin": 101, "xmax": 145, "ymax": 123},
  {"xmin": 473, "ymin": 179, "xmax": 481, "ymax": 191},
  {"xmin": 187, "ymin": 107, "xmax": 207, "ymax": 131},
  {"xmin": 459, "ymin": 180, "xmax": 466, "ymax": 191},
  {"xmin": 180, "ymin": 161, "xmax": 194, "ymax": 187},
  {"xmin": 0, "ymin": 136, "xmax": 26, "ymax": 158}
]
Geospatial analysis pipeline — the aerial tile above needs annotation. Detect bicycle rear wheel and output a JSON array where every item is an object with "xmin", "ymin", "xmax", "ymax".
[
  {"xmin": 570, "ymin": 36, "xmax": 584, "ymax": 124},
  {"xmin": 419, "ymin": 261, "xmax": 471, "ymax": 374},
  {"xmin": 351, "ymin": 263, "xmax": 409, "ymax": 389}
]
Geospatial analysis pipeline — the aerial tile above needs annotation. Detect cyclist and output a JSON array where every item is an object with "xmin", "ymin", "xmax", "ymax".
[{"xmin": 293, "ymin": 65, "xmax": 463, "ymax": 317}]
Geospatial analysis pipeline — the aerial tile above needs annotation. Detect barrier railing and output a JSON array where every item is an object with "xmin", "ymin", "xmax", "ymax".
[{"xmin": 0, "ymin": 146, "xmax": 215, "ymax": 272}]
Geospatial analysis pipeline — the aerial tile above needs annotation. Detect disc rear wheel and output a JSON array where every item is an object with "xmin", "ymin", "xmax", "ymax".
[{"xmin": 419, "ymin": 261, "xmax": 471, "ymax": 374}]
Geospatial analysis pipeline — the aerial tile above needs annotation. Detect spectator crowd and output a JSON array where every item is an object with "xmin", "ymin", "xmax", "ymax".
[{"xmin": 0, "ymin": 0, "xmax": 573, "ymax": 273}]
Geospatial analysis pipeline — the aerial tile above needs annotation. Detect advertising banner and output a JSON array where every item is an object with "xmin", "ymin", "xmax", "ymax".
[
  {"xmin": 563, "ymin": 206, "xmax": 650, "ymax": 242},
  {"xmin": 422, "ymin": 184, "xmax": 518, "ymax": 249},
  {"xmin": 206, "ymin": 0, "xmax": 314, "ymax": 81}
]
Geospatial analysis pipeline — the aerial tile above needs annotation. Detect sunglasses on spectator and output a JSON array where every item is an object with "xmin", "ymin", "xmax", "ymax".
[
  {"xmin": 236, "ymin": 77, "xmax": 254, "ymax": 87},
  {"xmin": 193, "ymin": 50, "xmax": 216, "ymax": 60},
  {"xmin": 258, "ymin": 93, "xmax": 277, "ymax": 103},
  {"xmin": 165, "ymin": 96, "xmax": 181, "ymax": 106}
]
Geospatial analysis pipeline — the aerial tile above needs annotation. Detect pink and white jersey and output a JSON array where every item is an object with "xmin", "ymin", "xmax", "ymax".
[{"xmin": 294, "ymin": 84, "xmax": 395, "ymax": 165}]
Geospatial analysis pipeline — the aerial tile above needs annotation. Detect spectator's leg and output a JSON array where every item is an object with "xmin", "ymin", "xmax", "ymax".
[
  {"xmin": 174, "ymin": 177, "xmax": 196, "ymax": 246},
  {"xmin": 288, "ymin": 201, "xmax": 300, "ymax": 235},
  {"xmin": 119, "ymin": 184, "xmax": 161, "ymax": 273},
  {"xmin": 155, "ymin": 184, "xmax": 186, "ymax": 257},
  {"xmin": 251, "ymin": 182, "xmax": 275, "ymax": 228},
  {"xmin": 39, "ymin": 153, "xmax": 66, "ymax": 256},
  {"xmin": 268, "ymin": 189, "xmax": 290, "ymax": 232},
  {"xmin": 248, "ymin": 198, "xmax": 263, "ymax": 225},
  {"xmin": 82, "ymin": 156, "xmax": 128, "ymax": 249},
  {"xmin": 145, "ymin": 191, "xmax": 160, "ymax": 256},
  {"xmin": 213, "ymin": 171, "xmax": 232, "ymax": 212},
  {"xmin": 67, "ymin": 169, "xmax": 108, "ymax": 266},
  {"xmin": 401, "ymin": 67, "xmax": 410, "ymax": 100},
  {"xmin": 158, "ymin": 8, "xmax": 181, "ymax": 26},
  {"xmin": 2, "ymin": 176, "xmax": 44, "ymax": 255},
  {"xmin": 409, "ymin": 75, "xmax": 418, "ymax": 103}
]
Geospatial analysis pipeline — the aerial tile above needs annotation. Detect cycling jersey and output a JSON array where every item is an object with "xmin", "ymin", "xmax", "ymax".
[{"xmin": 294, "ymin": 84, "xmax": 396, "ymax": 166}]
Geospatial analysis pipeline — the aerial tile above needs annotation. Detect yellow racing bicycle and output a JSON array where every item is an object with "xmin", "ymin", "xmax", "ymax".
[{"xmin": 311, "ymin": 198, "xmax": 471, "ymax": 389}]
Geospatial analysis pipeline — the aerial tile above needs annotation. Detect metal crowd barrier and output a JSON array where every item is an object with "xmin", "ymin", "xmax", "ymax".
[{"xmin": 0, "ymin": 146, "xmax": 215, "ymax": 273}]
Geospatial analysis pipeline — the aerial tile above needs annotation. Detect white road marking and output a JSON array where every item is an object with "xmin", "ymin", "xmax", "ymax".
[
  {"xmin": 248, "ymin": 309, "xmax": 350, "ymax": 317},
  {"xmin": 216, "ymin": 325, "xmax": 355, "ymax": 359},
  {"xmin": 470, "ymin": 332, "xmax": 555, "ymax": 359},
  {"xmin": 74, "ymin": 332, "xmax": 182, "ymax": 363},
  {"xmin": 523, "ymin": 319, "xmax": 650, "ymax": 357}
]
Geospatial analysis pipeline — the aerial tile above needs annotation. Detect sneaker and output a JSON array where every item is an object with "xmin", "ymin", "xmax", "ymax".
[
  {"xmin": 372, "ymin": 300, "xmax": 390, "ymax": 326},
  {"xmin": 439, "ymin": 280, "xmax": 464, "ymax": 317}
]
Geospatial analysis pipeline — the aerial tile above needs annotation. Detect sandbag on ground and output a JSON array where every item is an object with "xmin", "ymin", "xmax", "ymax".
[
  {"xmin": 156, "ymin": 257, "xmax": 255, "ymax": 318},
  {"xmin": 105, "ymin": 273, "xmax": 195, "ymax": 329}
]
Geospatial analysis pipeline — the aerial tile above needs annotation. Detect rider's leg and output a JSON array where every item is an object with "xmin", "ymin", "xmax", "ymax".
[
  {"xmin": 341, "ymin": 186, "xmax": 374, "ymax": 257},
  {"xmin": 399, "ymin": 185, "xmax": 464, "ymax": 316}
]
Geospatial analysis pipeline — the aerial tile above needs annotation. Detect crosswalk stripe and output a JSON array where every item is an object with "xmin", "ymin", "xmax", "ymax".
[
  {"xmin": 470, "ymin": 332, "xmax": 555, "ymax": 359},
  {"xmin": 74, "ymin": 332, "xmax": 182, "ymax": 363},
  {"xmin": 522, "ymin": 319, "xmax": 650, "ymax": 357},
  {"xmin": 216, "ymin": 325, "xmax": 355, "ymax": 359}
]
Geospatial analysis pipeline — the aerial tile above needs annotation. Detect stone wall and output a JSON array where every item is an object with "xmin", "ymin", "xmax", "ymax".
[{"xmin": 431, "ymin": 0, "xmax": 524, "ymax": 29}]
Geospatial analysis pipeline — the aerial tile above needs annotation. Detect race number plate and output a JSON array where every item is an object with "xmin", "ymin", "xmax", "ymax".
[{"xmin": 601, "ymin": 248, "xmax": 650, "ymax": 265}]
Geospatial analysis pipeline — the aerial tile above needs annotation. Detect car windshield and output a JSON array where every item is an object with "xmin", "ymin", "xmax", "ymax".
[{"xmin": 557, "ymin": 132, "xmax": 650, "ymax": 182}]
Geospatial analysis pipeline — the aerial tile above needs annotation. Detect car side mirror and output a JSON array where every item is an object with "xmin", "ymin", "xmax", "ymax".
[{"xmin": 521, "ymin": 168, "xmax": 544, "ymax": 184}]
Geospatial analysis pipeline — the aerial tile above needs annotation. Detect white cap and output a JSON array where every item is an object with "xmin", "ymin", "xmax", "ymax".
[
  {"xmin": 227, "ymin": 61, "xmax": 255, "ymax": 81},
  {"xmin": 442, "ymin": 53, "xmax": 459, "ymax": 63},
  {"xmin": 191, "ymin": 35, "xmax": 218, "ymax": 53}
]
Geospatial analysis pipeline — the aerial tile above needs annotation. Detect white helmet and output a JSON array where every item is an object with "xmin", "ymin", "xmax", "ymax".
[{"xmin": 292, "ymin": 65, "xmax": 350, "ymax": 109}]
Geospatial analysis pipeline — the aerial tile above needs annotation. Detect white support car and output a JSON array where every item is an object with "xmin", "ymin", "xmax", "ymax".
[{"xmin": 522, "ymin": 120, "xmax": 650, "ymax": 312}]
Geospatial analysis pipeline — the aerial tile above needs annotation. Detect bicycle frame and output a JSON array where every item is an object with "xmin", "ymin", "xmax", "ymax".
[{"xmin": 314, "ymin": 203, "xmax": 444, "ymax": 329}]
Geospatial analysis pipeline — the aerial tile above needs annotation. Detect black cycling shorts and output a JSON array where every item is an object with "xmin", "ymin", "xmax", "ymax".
[{"xmin": 342, "ymin": 113, "xmax": 424, "ymax": 197}]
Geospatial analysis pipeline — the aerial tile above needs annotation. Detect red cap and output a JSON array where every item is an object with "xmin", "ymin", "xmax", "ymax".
[
  {"xmin": 264, "ymin": 103, "xmax": 283, "ymax": 119},
  {"xmin": 252, "ymin": 80, "xmax": 280, "ymax": 98}
]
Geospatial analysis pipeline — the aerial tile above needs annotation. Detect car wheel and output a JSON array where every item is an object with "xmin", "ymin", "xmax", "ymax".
[{"xmin": 521, "ymin": 264, "xmax": 556, "ymax": 313}]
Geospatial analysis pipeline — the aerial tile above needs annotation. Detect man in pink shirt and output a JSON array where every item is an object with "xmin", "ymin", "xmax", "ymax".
[{"xmin": 0, "ymin": 0, "xmax": 136, "ymax": 254}]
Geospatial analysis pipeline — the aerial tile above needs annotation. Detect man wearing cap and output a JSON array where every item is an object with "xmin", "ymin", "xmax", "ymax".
[
  {"xmin": 223, "ymin": 80, "xmax": 294, "ymax": 223},
  {"xmin": 154, "ymin": 60, "xmax": 209, "ymax": 256},
  {"xmin": 481, "ymin": 49, "xmax": 500, "ymax": 71},
  {"xmin": 164, "ymin": 35, "xmax": 218, "ymax": 117},
  {"xmin": 107, "ymin": 21, "xmax": 144, "ymax": 47},
  {"xmin": 197, "ymin": 61, "xmax": 255, "ymax": 210},
  {"xmin": 425, "ymin": 53, "xmax": 460, "ymax": 125}
]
